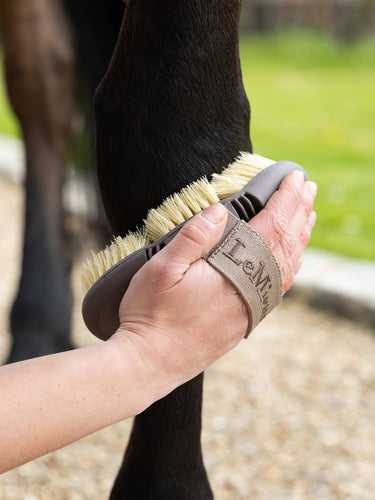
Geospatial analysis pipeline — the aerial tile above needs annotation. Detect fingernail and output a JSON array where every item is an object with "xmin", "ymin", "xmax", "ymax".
[
  {"xmin": 201, "ymin": 204, "xmax": 227, "ymax": 224},
  {"xmin": 308, "ymin": 211, "xmax": 317, "ymax": 229},
  {"xmin": 293, "ymin": 170, "xmax": 305, "ymax": 184},
  {"xmin": 305, "ymin": 181, "xmax": 318, "ymax": 198}
]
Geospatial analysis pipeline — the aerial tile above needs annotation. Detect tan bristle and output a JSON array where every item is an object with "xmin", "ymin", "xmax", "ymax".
[
  {"xmin": 145, "ymin": 178, "xmax": 219, "ymax": 241},
  {"xmin": 81, "ymin": 229, "xmax": 150, "ymax": 294},
  {"xmin": 211, "ymin": 152, "xmax": 275, "ymax": 199},
  {"xmin": 145, "ymin": 207, "xmax": 177, "ymax": 242},
  {"xmin": 82, "ymin": 152, "xmax": 275, "ymax": 292}
]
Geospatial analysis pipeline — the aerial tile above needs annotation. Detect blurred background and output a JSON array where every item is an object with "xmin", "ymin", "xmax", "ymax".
[
  {"xmin": 1, "ymin": 0, "xmax": 374, "ymax": 259},
  {"xmin": 240, "ymin": 0, "xmax": 375, "ymax": 260},
  {"xmin": 0, "ymin": 0, "xmax": 375, "ymax": 499}
]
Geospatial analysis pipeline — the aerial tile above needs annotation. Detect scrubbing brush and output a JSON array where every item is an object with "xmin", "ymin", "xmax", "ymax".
[{"xmin": 81, "ymin": 152, "xmax": 307, "ymax": 340}]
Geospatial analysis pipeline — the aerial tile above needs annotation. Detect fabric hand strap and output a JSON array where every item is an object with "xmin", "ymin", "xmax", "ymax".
[{"xmin": 204, "ymin": 211, "xmax": 282, "ymax": 338}]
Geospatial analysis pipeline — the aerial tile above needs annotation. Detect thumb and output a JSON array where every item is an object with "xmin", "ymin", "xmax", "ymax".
[{"xmin": 157, "ymin": 204, "xmax": 228, "ymax": 277}]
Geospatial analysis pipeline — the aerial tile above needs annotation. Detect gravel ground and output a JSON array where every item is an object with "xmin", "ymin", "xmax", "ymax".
[{"xmin": 1, "ymin": 176, "xmax": 375, "ymax": 499}]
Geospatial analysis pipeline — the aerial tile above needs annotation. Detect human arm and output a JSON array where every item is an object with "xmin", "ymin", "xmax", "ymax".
[{"xmin": 0, "ymin": 171, "xmax": 316, "ymax": 473}]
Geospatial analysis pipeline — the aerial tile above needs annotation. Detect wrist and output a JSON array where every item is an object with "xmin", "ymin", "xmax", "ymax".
[{"xmin": 107, "ymin": 328, "xmax": 179, "ymax": 415}]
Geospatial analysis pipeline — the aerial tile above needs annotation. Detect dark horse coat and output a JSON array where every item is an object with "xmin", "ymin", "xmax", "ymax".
[
  {"xmin": 96, "ymin": 2, "xmax": 252, "ymax": 498},
  {"xmin": 1, "ymin": 0, "xmax": 252, "ymax": 497},
  {"xmin": 0, "ymin": 0, "xmax": 123, "ymax": 362}
]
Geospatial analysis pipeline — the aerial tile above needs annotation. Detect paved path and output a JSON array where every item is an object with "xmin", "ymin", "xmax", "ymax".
[
  {"xmin": 292, "ymin": 249, "xmax": 375, "ymax": 328},
  {"xmin": 0, "ymin": 134, "xmax": 24, "ymax": 183}
]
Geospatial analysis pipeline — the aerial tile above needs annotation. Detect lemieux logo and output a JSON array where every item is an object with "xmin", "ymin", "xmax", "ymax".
[{"xmin": 222, "ymin": 237, "xmax": 272, "ymax": 320}]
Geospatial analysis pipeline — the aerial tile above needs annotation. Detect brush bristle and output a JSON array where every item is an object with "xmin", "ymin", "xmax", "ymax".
[
  {"xmin": 81, "ymin": 229, "xmax": 150, "ymax": 293},
  {"xmin": 211, "ymin": 152, "xmax": 274, "ymax": 199},
  {"xmin": 145, "ymin": 178, "xmax": 219, "ymax": 241},
  {"xmin": 81, "ymin": 152, "xmax": 275, "ymax": 294}
]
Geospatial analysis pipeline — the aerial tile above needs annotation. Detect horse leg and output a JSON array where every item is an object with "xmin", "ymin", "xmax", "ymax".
[
  {"xmin": 95, "ymin": 1, "xmax": 251, "ymax": 497},
  {"xmin": 110, "ymin": 375, "xmax": 211, "ymax": 499},
  {"xmin": 0, "ymin": 0, "xmax": 76, "ymax": 362},
  {"xmin": 63, "ymin": 0, "xmax": 125, "ymax": 250}
]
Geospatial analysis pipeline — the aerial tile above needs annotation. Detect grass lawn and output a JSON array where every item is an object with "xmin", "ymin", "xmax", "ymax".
[
  {"xmin": 1, "ymin": 31, "xmax": 374, "ymax": 259},
  {"xmin": 240, "ymin": 30, "xmax": 375, "ymax": 260}
]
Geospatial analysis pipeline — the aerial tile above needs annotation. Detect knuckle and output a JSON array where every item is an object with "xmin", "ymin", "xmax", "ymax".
[
  {"xmin": 301, "ymin": 196, "xmax": 313, "ymax": 218},
  {"xmin": 300, "ymin": 228, "xmax": 312, "ymax": 247},
  {"xmin": 280, "ymin": 232, "xmax": 297, "ymax": 259},
  {"xmin": 179, "ymin": 220, "xmax": 207, "ymax": 248},
  {"xmin": 280, "ymin": 176, "xmax": 302, "ymax": 204},
  {"xmin": 268, "ymin": 209, "xmax": 289, "ymax": 239},
  {"xmin": 146, "ymin": 256, "xmax": 174, "ymax": 285},
  {"xmin": 282, "ymin": 259, "xmax": 294, "ymax": 284}
]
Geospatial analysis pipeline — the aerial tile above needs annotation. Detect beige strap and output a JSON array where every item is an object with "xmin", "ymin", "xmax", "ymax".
[{"xmin": 204, "ymin": 211, "xmax": 282, "ymax": 338}]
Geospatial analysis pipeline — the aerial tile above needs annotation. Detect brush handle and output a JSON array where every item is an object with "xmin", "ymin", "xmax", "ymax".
[{"xmin": 82, "ymin": 161, "xmax": 308, "ymax": 340}]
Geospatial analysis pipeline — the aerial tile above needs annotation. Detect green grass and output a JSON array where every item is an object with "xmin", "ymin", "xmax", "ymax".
[
  {"xmin": 240, "ymin": 30, "xmax": 375, "ymax": 260},
  {"xmin": 1, "ymin": 31, "xmax": 374, "ymax": 259}
]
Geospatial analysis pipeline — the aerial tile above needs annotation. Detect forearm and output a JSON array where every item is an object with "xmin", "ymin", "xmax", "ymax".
[
  {"xmin": 0, "ymin": 335, "xmax": 156, "ymax": 473},
  {"xmin": 0, "ymin": 174, "xmax": 316, "ymax": 474}
]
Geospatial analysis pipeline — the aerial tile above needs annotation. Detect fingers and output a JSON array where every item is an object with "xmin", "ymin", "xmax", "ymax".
[
  {"xmin": 141, "ymin": 170, "xmax": 316, "ymax": 296},
  {"xmin": 150, "ymin": 204, "xmax": 228, "ymax": 286},
  {"xmin": 272, "ymin": 180, "xmax": 317, "ymax": 268},
  {"xmin": 250, "ymin": 170, "xmax": 306, "ymax": 248},
  {"xmin": 281, "ymin": 210, "xmax": 317, "ymax": 294},
  {"xmin": 249, "ymin": 170, "xmax": 317, "ymax": 294}
]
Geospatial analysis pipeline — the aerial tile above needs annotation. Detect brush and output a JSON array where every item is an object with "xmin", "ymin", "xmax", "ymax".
[{"xmin": 81, "ymin": 152, "xmax": 307, "ymax": 340}]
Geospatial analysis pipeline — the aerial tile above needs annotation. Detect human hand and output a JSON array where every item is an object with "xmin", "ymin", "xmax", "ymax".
[
  {"xmin": 110, "ymin": 171, "xmax": 317, "ymax": 399},
  {"xmin": 249, "ymin": 170, "xmax": 317, "ymax": 294}
]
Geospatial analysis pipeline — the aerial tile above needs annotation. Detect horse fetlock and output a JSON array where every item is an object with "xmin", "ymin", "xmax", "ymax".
[
  {"xmin": 8, "ymin": 294, "xmax": 73, "ymax": 363},
  {"xmin": 6, "ymin": 331, "xmax": 74, "ymax": 364}
]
